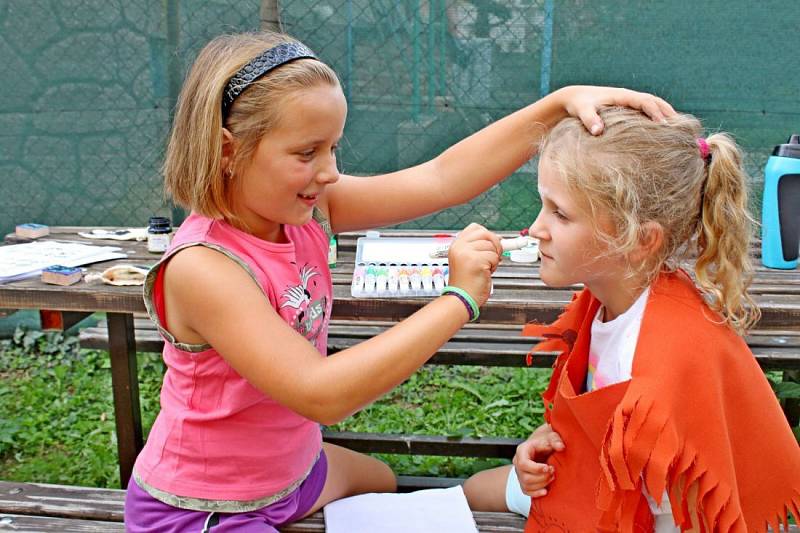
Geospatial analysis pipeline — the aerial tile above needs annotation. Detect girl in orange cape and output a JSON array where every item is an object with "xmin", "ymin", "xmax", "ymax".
[{"xmin": 463, "ymin": 107, "xmax": 800, "ymax": 532}]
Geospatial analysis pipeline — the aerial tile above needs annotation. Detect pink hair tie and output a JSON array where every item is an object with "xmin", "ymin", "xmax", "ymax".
[{"xmin": 696, "ymin": 137, "xmax": 710, "ymax": 160}]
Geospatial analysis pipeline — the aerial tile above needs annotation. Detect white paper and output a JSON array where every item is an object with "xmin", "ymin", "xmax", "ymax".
[
  {"xmin": 0, "ymin": 241, "xmax": 127, "ymax": 283},
  {"xmin": 78, "ymin": 228, "xmax": 148, "ymax": 241},
  {"xmin": 323, "ymin": 486, "xmax": 478, "ymax": 533}
]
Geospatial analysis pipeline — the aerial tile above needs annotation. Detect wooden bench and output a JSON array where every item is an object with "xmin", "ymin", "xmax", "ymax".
[
  {"xmin": 0, "ymin": 479, "xmax": 526, "ymax": 532},
  {"xmin": 2, "ymin": 479, "xmax": 798, "ymax": 532}
]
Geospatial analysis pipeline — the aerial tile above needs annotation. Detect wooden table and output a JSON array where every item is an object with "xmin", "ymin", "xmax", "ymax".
[{"xmin": 2, "ymin": 227, "xmax": 799, "ymax": 488}]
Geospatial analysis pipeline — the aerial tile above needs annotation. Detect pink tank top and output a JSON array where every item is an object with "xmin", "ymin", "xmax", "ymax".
[{"xmin": 133, "ymin": 213, "xmax": 331, "ymax": 507}]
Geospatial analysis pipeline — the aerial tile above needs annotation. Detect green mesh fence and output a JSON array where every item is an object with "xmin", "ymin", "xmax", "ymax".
[
  {"xmin": 1, "ymin": 1, "xmax": 797, "ymax": 235},
  {"xmin": 0, "ymin": 0, "xmax": 263, "ymax": 234}
]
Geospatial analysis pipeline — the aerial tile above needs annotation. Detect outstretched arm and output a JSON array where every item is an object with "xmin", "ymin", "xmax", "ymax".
[
  {"xmin": 325, "ymin": 86, "xmax": 674, "ymax": 233},
  {"xmin": 161, "ymin": 224, "xmax": 501, "ymax": 425}
]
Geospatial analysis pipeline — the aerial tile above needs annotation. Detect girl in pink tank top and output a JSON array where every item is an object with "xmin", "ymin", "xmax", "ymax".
[{"xmin": 124, "ymin": 30, "xmax": 675, "ymax": 532}]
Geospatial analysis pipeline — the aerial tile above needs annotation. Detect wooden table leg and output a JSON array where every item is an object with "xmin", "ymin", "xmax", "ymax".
[{"xmin": 107, "ymin": 312, "xmax": 143, "ymax": 488}]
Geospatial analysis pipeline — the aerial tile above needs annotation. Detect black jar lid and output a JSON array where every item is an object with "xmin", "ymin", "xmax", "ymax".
[
  {"xmin": 148, "ymin": 216, "xmax": 172, "ymax": 230},
  {"xmin": 772, "ymin": 134, "xmax": 800, "ymax": 159}
]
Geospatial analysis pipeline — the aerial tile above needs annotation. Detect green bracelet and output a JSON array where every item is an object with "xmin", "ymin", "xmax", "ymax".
[{"xmin": 441, "ymin": 285, "xmax": 480, "ymax": 322}]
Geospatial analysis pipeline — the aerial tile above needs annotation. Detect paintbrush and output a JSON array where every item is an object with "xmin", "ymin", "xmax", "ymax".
[{"xmin": 429, "ymin": 235, "xmax": 536, "ymax": 259}]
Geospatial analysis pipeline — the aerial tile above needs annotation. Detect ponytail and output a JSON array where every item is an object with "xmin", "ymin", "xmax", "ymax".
[{"xmin": 694, "ymin": 133, "xmax": 760, "ymax": 333}]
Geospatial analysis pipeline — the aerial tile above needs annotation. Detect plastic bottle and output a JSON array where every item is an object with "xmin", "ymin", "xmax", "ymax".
[{"xmin": 762, "ymin": 135, "xmax": 800, "ymax": 269}]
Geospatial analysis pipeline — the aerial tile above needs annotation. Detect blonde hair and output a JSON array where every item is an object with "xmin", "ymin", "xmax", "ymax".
[
  {"xmin": 163, "ymin": 31, "xmax": 340, "ymax": 226},
  {"xmin": 541, "ymin": 107, "xmax": 759, "ymax": 333}
]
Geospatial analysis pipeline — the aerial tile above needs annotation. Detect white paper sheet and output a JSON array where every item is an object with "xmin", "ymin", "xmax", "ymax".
[
  {"xmin": 0, "ymin": 241, "xmax": 127, "ymax": 283},
  {"xmin": 323, "ymin": 485, "xmax": 479, "ymax": 533}
]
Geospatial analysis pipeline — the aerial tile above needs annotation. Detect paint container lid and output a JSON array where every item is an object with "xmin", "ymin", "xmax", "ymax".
[
  {"xmin": 148, "ymin": 216, "xmax": 172, "ymax": 233},
  {"xmin": 510, "ymin": 245, "xmax": 539, "ymax": 263}
]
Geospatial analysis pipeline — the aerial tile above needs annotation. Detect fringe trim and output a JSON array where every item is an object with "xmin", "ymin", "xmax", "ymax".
[
  {"xmin": 596, "ymin": 382, "xmax": 800, "ymax": 532},
  {"xmin": 522, "ymin": 290, "xmax": 591, "ymax": 420}
]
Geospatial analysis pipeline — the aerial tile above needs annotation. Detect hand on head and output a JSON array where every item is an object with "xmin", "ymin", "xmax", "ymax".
[
  {"xmin": 446, "ymin": 223, "xmax": 502, "ymax": 307},
  {"xmin": 558, "ymin": 86, "xmax": 676, "ymax": 136}
]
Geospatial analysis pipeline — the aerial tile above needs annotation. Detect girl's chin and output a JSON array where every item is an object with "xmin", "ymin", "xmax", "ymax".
[
  {"xmin": 291, "ymin": 209, "xmax": 315, "ymax": 226},
  {"xmin": 539, "ymin": 269, "xmax": 573, "ymax": 289}
]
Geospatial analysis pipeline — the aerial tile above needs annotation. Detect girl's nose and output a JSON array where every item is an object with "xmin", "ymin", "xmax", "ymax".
[
  {"xmin": 529, "ymin": 210, "xmax": 547, "ymax": 240},
  {"xmin": 316, "ymin": 154, "xmax": 340, "ymax": 184}
]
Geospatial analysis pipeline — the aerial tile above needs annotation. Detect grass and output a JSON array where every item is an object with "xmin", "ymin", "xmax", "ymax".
[
  {"xmin": 0, "ymin": 327, "xmax": 549, "ymax": 487},
  {"xmin": 0, "ymin": 328, "xmax": 163, "ymax": 487},
  {"xmin": 329, "ymin": 364, "xmax": 552, "ymax": 478},
  {"xmin": 1, "ymin": 327, "xmax": 797, "ymax": 489}
]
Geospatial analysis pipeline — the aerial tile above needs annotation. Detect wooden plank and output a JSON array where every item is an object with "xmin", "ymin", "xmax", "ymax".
[
  {"xmin": 0, "ymin": 480, "xmax": 527, "ymax": 533},
  {"xmin": 0, "ymin": 511, "xmax": 510, "ymax": 533},
  {"xmin": 7, "ymin": 276, "xmax": 796, "ymax": 329},
  {"xmin": 330, "ymin": 287, "xmax": 800, "ymax": 329},
  {"xmin": 80, "ymin": 320, "xmax": 800, "ymax": 371},
  {"xmin": 0, "ymin": 481, "xmax": 124, "ymax": 521},
  {"xmin": 0, "ymin": 514, "xmax": 124, "ymax": 532},
  {"xmin": 323, "ymin": 431, "xmax": 521, "ymax": 458},
  {"xmin": 397, "ymin": 475, "xmax": 463, "ymax": 492},
  {"xmin": 281, "ymin": 513, "xmax": 325, "ymax": 532}
]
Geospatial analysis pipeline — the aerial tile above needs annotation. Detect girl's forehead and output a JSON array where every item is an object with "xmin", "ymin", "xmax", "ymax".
[
  {"xmin": 536, "ymin": 157, "xmax": 567, "ymax": 193},
  {"xmin": 273, "ymin": 85, "xmax": 347, "ymax": 138}
]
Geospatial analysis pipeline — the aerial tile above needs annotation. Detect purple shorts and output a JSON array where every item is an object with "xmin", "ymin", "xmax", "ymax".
[{"xmin": 124, "ymin": 451, "xmax": 328, "ymax": 532}]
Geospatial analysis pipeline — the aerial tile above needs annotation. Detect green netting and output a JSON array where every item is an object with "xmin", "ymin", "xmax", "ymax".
[{"xmin": 1, "ymin": 0, "xmax": 797, "ymax": 234}]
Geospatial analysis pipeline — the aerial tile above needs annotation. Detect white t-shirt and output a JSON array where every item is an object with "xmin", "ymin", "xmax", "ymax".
[{"xmin": 588, "ymin": 287, "xmax": 678, "ymax": 533}]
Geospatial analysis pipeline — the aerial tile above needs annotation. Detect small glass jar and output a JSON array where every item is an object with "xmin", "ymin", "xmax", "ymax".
[{"xmin": 147, "ymin": 216, "xmax": 172, "ymax": 253}]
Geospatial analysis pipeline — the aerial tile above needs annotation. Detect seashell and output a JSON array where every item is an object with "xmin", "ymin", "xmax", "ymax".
[{"xmin": 96, "ymin": 265, "xmax": 150, "ymax": 286}]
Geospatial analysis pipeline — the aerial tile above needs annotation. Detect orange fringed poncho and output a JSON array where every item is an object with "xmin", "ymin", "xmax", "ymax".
[{"xmin": 521, "ymin": 271, "xmax": 800, "ymax": 532}]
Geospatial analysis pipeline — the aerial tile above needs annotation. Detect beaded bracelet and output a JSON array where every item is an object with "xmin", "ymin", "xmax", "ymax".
[{"xmin": 441, "ymin": 286, "xmax": 480, "ymax": 323}]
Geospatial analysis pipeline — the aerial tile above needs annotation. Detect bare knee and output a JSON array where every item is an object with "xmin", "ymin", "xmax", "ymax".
[
  {"xmin": 324, "ymin": 443, "xmax": 396, "ymax": 496},
  {"xmin": 463, "ymin": 465, "xmax": 511, "ymax": 512},
  {"xmin": 374, "ymin": 458, "xmax": 397, "ymax": 492}
]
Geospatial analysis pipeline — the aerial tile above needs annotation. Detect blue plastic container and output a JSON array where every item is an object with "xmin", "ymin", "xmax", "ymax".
[{"xmin": 762, "ymin": 134, "xmax": 800, "ymax": 269}]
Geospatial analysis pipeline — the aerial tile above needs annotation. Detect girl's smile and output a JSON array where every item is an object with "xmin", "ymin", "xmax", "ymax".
[{"xmin": 298, "ymin": 193, "xmax": 319, "ymax": 206}]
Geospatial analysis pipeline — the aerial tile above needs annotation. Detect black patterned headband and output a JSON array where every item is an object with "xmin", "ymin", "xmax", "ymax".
[{"xmin": 221, "ymin": 41, "xmax": 318, "ymax": 119}]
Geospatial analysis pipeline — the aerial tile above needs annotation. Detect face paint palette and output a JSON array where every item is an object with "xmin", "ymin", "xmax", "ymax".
[{"xmin": 351, "ymin": 235, "xmax": 453, "ymax": 298}]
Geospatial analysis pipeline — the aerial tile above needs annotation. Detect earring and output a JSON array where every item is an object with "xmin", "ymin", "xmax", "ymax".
[{"xmin": 225, "ymin": 168, "xmax": 233, "ymax": 179}]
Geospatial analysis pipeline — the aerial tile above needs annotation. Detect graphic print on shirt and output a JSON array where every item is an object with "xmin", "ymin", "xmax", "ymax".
[
  {"xmin": 280, "ymin": 264, "xmax": 328, "ymax": 347},
  {"xmin": 586, "ymin": 348, "xmax": 610, "ymax": 391}
]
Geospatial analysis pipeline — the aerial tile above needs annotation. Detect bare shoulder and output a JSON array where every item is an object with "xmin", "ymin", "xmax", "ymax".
[
  {"xmin": 164, "ymin": 245, "xmax": 246, "ymax": 280},
  {"xmin": 160, "ymin": 245, "xmax": 264, "ymax": 342},
  {"xmin": 163, "ymin": 245, "xmax": 262, "ymax": 305}
]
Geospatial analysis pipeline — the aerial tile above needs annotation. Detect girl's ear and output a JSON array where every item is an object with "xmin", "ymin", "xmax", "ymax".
[
  {"xmin": 221, "ymin": 128, "xmax": 236, "ymax": 172},
  {"xmin": 630, "ymin": 221, "xmax": 664, "ymax": 263}
]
